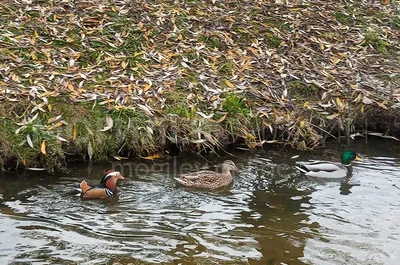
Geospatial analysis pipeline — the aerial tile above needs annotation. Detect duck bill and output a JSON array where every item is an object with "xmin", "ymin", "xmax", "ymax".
[
  {"xmin": 119, "ymin": 174, "xmax": 125, "ymax": 180},
  {"xmin": 354, "ymin": 155, "xmax": 362, "ymax": 161}
]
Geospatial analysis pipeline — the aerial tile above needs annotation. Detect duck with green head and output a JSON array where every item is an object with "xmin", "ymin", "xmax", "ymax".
[{"xmin": 295, "ymin": 150, "xmax": 362, "ymax": 179}]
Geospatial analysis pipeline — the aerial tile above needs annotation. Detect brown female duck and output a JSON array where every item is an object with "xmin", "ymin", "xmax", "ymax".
[
  {"xmin": 80, "ymin": 170, "xmax": 125, "ymax": 199},
  {"xmin": 174, "ymin": 160, "xmax": 240, "ymax": 189}
]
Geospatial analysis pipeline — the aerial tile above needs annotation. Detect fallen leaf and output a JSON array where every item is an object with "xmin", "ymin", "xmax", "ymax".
[
  {"xmin": 15, "ymin": 126, "xmax": 26, "ymax": 135},
  {"xmin": 67, "ymin": 83, "xmax": 75, "ymax": 91},
  {"xmin": 41, "ymin": 141, "xmax": 46, "ymax": 155},
  {"xmin": 362, "ymin": 96, "xmax": 373, "ymax": 105},
  {"xmin": 224, "ymin": 80, "xmax": 235, "ymax": 88},
  {"xmin": 27, "ymin": 134, "xmax": 34, "ymax": 149},
  {"xmin": 72, "ymin": 123, "xmax": 77, "ymax": 140},
  {"xmin": 113, "ymin": 156, "xmax": 129, "ymax": 161},
  {"xmin": 48, "ymin": 121, "xmax": 68, "ymax": 130},
  {"xmin": 47, "ymin": 115, "xmax": 62, "ymax": 124},
  {"xmin": 141, "ymin": 153, "xmax": 164, "ymax": 160},
  {"xmin": 191, "ymin": 139, "xmax": 206, "ymax": 144},
  {"xmin": 88, "ymin": 141, "xmax": 93, "ymax": 161},
  {"xmin": 99, "ymin": 115, "xmax": 113, "ymax": 132},
  {"xmin": 216, "ymin": 114, "xmax": 227, "ymax": 123},
  {"xmin": 376, "ymin": 101, "xmax": 388, "ymax": 110},
  {"xmin": 57, "ymin": 136, "xmax": 68, "ymax": 142},
  {"xmin": 326, "ymin": 113, "xmax": 340, "ymax": 120}
]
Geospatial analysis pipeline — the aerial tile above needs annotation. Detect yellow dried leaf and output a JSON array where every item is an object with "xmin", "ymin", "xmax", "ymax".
[
  {"xmin": 67, "ymin": 83, "xmax": 75, "ymax": 91},
  {"xmin": 246, "ymin": 134, "xmax": 257, "ymax": 139},
  {"xmin": 331, "ymin": 57, "xmax": 341, "ymax": 65},
  {"xmin": 224, "ymin": 80, "xmax": 235, "ymax": 88},
  {"xmin": 138, "ymin": 21, "xmax": 144, "ymax": 29},
  {"xmin": 247, "ymin": 47, "xmax": 258, "ymax": 56},
  {"xmin": 377, "ymin": 101, "xmax": 388, "ymax": 110},
  {"xmin": 121, "ymin": 61, "xmax": 127, "ymax": 69},
  {"xmin": 141, "ymin": 153, "xmax": 164, "ymax": 160},
  {"xmin": 335, "ymin": 97, "xmax": 341, "ymax": 107},
  {"xmin": 143, "ymin": 84, "xmax": 151, "ymax": 92},
  {"xmin": 354, "ymin": 93, "xmax": 362, "ymax": 103},
  {"xmin": 326, "ymin": 113, "xmax": 339, "ymax": 120},
  {"xmin": 209, "ymin": 95, "xmax": 217, "ymax": 102},
  {"xmin": 41, "ymin": 141, "xmax": 46, "ymax": 155},
  {"xmin": 216, "ymin": 114, "xmax": 227, "ymax": 123},
  {"xmin": 48, "ymin": 121, "xmax": 67, "ymax": 130},
  {"xmin": 47, "ymin": 115, "xmax": 62, "ymax": 124},
  {"xmin": 72, "ymin": 123, "xmax": 77, "ymax": 140}
]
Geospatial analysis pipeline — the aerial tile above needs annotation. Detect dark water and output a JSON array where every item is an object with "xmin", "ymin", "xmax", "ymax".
[{"xmin": 1, "ymin": 139, "xmax": 400, "ymax": 265}]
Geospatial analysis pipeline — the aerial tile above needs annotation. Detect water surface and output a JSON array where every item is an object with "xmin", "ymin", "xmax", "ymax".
[{"xmin": 1, "ymin": 139, "xmax": 399, "ymax": 265}]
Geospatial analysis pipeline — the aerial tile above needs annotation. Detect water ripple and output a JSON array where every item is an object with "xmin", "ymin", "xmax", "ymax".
[{"xmin": 1, "ymin": 147, "xmax": 400, "ymax": 264}]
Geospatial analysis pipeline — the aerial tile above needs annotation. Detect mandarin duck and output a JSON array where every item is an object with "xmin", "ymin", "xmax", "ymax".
[
  {"xmin": 174, "ymin": 160, "xmax": 240, "ymax": 189},
  {"xmin": 295, "ymin": 150, "xmax": 361, "ymax": 179},
  {"xmin": 80, "ymin": 170, "xmax": 125, "ymax": 199}
]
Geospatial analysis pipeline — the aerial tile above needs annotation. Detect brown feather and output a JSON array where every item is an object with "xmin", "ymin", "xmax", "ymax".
[
  {"xmin": 80, "ymin": 180, "xmax": 91, "ymax": 194},
  {"xmin": 81, "ymin": 188, "xmax": 109, "ymax": 199},
  {"xmin": 175, "ymin": 161, "xmax": 239, "ymax": 189}
]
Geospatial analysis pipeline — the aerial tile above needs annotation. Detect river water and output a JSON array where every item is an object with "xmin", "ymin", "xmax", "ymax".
[{"xmin": 0, "ymin": 139, "xmax": 399, "ymax": 265}]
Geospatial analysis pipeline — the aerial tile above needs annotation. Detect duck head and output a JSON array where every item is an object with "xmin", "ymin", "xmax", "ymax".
[
  {"xmin": 100, "ymin": 170, "xmax": 125, "ymax": 192},
  {"xmin": 221, "ymin": 160, "xmax": 240, "ymax": 173},
  {"xmin": 341, "ymin": 150, "xmax": 362, "ymax": 165}
]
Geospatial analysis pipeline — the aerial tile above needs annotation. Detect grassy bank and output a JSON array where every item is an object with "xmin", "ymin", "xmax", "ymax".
[{"xmin": 0, "ymin": 0, "xmax": 399, "ymax": 172}]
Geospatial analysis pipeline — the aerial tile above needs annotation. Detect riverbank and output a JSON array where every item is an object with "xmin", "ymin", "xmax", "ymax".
[{"xmin": 0, "ymin": 0, "xmax": 399, "ymax": 171}]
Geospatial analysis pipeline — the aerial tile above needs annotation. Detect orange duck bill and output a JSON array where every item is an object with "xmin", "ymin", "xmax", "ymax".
[{"xmin": 80, "ymin": 170, "xmax": 124, "ymax": 199}]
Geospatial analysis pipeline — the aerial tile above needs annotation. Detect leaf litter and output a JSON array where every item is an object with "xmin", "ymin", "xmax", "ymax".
[{"xmin": 0, "ymin": 0, "xmax": 399, "ymax": 171}]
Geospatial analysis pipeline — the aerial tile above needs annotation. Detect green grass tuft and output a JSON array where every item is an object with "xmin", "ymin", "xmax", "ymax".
[
  {"xmin": 335, "ymin": 12, "xmax": 352, "ymax": 25},
  {"xmin": 265, "ymin": 33, "xmax": 281, "ymax": 48},
  {"xmin": 218, "ymin": 62, "xmax": 235, "ymax": 76},
  {"xmin": 362, "ymin": 30, "xmax": 390, "ymax": 54},
  {"xmin": 167, "ymin": 104, "xmax": 196, "ymax": 119},
  {"xmin": 199, "ymin": 35, "xmax": 221, "ymax": 49},
  {"xmin": 222, "ymin": 93, "xmax": 249, "ymax": 115}
]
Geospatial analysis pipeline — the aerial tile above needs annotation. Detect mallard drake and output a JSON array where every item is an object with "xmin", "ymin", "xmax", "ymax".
[
  {"xmin": 295, "ymin": 150, "xmax": 361, "ymax": 179},
  {"xmin": 174, "ymin": 160, "xmax": 240, "ymax": 189},
  {"xmin": 80, "ymin": 170, "xmax": 125, "ymax": 199}
]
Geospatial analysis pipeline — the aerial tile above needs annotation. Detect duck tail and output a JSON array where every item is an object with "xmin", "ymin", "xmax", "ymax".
[
  {"xmin": 79, "ymin": 180, "xmax": 91, "ymax": 194},
  {"xmin": 295, "ymin": 165, "xmax": 309, "ymax": 174},
  {"xmin": 174, "ymin": 177, "xmax": 189, "ymax": 186}
]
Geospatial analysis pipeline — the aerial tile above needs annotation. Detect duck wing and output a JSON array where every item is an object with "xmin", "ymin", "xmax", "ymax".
[
  {"xmin": 80, "ymin": 180, "xmax": 93, "ymax": 194},
  {"xmin": 175, "ymin": 171, "xmax": 221, "ymax": 187},
  {"xmin": 295, "ymin": 162, "xmax": 347, "ymax": 179},
  {"xmin": 302, "ymin": 162, "xmax": 342, "ymax": 172},
  {"xmin": 79, "ymin": 180, "xmax": 113, "ymax": 198}
]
